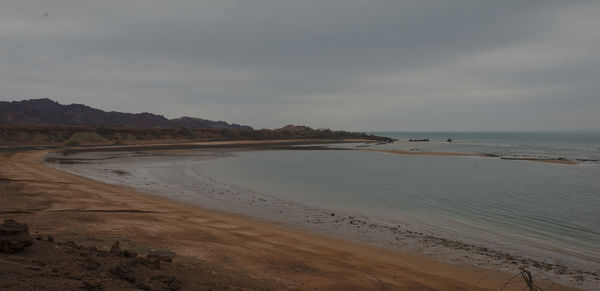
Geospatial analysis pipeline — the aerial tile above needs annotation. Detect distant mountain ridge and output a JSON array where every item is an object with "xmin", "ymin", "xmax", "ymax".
[{"xmin": 0, "ymin": 98, "xmax": 252, "ymax": 129}]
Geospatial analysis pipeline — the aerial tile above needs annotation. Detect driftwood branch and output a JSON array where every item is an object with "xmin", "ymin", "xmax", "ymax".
[{"xmin": 500, "ymin": 267, "xmax": 552, "ymax": 291}]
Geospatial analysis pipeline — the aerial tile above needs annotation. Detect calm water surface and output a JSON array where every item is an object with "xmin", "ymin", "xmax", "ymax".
[
  {"xmin": 364, "ymin": 131, "xmax": 600, "ymax": 161},
  {"xmin": 192, "ymin": 149, "xmax": 600, "ymax": 269}
]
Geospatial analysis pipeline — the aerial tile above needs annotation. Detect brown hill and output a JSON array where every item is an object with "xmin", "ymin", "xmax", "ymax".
[{"xmin": 0, "ymin": 99, "xmax": 394, "ymax": 146}]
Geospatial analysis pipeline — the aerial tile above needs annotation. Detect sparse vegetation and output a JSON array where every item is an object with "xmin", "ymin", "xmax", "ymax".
[
  {"xmin": 0, "ymin": 124, "xmax": 394, "ymax": 146},
  {"xmin": 172, "ymin": 126, "xmax": 195, "ymax": 139}
]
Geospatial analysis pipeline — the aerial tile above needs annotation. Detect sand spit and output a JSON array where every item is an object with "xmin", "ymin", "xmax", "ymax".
[
  {"xmin": 0, "ymin": 143, "xmax": 589, "ymax": 290},
  {"xmin": 366, "ymin": 149, "xmax": 579, "ymax": 165}
]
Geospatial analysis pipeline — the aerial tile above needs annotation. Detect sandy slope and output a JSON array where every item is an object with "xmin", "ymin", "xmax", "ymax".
[{"xmin": 0, "ymin": 147, "xmax": 578, "ymax": 290}]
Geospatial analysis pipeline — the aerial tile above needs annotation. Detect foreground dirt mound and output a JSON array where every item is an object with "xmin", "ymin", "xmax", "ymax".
[
  {"xmin": 0, "ymin": 219, "xmax": 33, "ymax": 253},
  {"xmin": 0, "ymin": 233, "xmax": 281, "ymax": 290},
  {"xmin": 0, "ymin": 236, "xmax": 182, "ymax": 290}
]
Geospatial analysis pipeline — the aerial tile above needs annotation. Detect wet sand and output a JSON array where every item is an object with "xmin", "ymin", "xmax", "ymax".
[
  {"xmin": 49, "ymin": 147, "xmax": 599, "ymax": 289},
  {"xmin": 0, "ymin": 141, "xmax": 586, "ymax": 290}
]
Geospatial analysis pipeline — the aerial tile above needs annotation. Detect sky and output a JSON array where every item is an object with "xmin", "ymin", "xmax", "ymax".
[{"xmin": 1, "ymin": 1, "xmax": 599, "ymax": 131}]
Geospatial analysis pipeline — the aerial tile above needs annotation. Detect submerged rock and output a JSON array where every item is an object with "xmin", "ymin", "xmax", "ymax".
[{"xmin": 0, "ymin": 219, "xmax": 34, "ymax": 253}]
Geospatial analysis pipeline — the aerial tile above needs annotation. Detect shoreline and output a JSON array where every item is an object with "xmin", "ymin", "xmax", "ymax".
[
  {"xmin": 0, "ymin": 141, "xmax": 592, "ymax": 290},
  {"xmin": 2, "ymin": 137, "xmax": 584, "ymax": 165},
  {"xmin": 46, "ymin": 145, "xmax": 598, "ymax": 289}
]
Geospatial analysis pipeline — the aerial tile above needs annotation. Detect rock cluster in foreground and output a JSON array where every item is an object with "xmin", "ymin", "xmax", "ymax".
[{"xmin": 0, "ymin": 219, "xmax": 34, "ymax": 253}]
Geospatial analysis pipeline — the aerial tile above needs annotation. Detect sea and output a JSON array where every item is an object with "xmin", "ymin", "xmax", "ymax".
[
  {"xmin": 365, "ymin": 131, "xmax": 600, "ymax": 161},
  {"xmin": 190, "ymin": 132, "xmax": 600, "ymax": 269},
  {"xmin": 54, "ymin": 131, "xmax": 600, "ymax": 280}
]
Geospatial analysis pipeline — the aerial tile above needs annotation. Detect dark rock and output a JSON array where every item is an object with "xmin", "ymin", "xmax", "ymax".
[
  {"xmin": 135, "ymin": 280, "xmax": 152, "ymax": 290},
  {"xmin": 139, "ymin": 257, "xmax": 161, "ymax": 270},
  {"xmin": 96, "ymin": 250, "xmax": 109, "ymax": 257},
  {"xmin": 109, "ymin": 241, "xmax": 121, "ymax": 255},
  {"xmin": 65, "ymin": 240, "xmax": 79, "ymax": 248},
  {"xmin": 120, "ymin": 249, "xmax": 137, "ymax": 258},
  {"xmin": 147, "ymin": 253, "xmax": 173, "ymax": 262},
  {"xmin": 151, "ymin": 275, "xmax": 180, "ymax": 291},
  {"xmin": 68, "ymin": 273, "xmax": 83, "ymax": 280},
  {"xmin": 0, "ymin": 219, "xmax": 34, "ymax": 253},
  {"xmin": 110, "ymin": 264, "xmax": 136, "ymax": 283},
  {"xmin": 81, "ymin": 257, "xmax": 100, "ymax": 271},
  {"xmin": 81, "ymin": 280, "xmax": 104, "ymax": 290},
  {"xmin": 85, "ymin": 246, "xmax": 98, "ymax": 253},
  {"xmin": 47, "ymin": 235, "xmax": 54, "ymax": 242}
]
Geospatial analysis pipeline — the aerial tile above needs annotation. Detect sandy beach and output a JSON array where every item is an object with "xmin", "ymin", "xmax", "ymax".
[{"xmin": 0, "ymin": 141, "xmax": 585, "ymax": 290}]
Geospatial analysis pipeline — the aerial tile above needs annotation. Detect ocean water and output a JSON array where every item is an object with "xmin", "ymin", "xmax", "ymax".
[
  {"xmin": 362, "ymin": 131, "xmax": 600, "ymax": 162},
  {"xmin": 54, "ymin": 132, "xmax": 600, "ymax": 275},
  {"xmin": 188, "ymin": 133, "xmax": 600, "ymax": 271}
]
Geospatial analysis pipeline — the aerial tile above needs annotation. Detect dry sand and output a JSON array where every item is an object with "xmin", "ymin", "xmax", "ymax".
[{"xmin": 0, "ymin": 142, "xmax": 581, "ymax": 290}]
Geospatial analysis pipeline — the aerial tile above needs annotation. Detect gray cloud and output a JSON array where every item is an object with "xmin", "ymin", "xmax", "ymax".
[{"xmin": 1, "ymin": 0, "xmax": 599, "ymax": 131}]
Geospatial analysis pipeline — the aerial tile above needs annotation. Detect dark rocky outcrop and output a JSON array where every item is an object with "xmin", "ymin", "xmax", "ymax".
[{"xmin": 0, "ymin": 219, "xmax": 34, "ymax": 253}]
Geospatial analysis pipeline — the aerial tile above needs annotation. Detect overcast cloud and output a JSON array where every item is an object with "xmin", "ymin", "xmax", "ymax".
[{"xmin": 1, "ymin": 1, "xmax": 599, "ymax": 131}]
